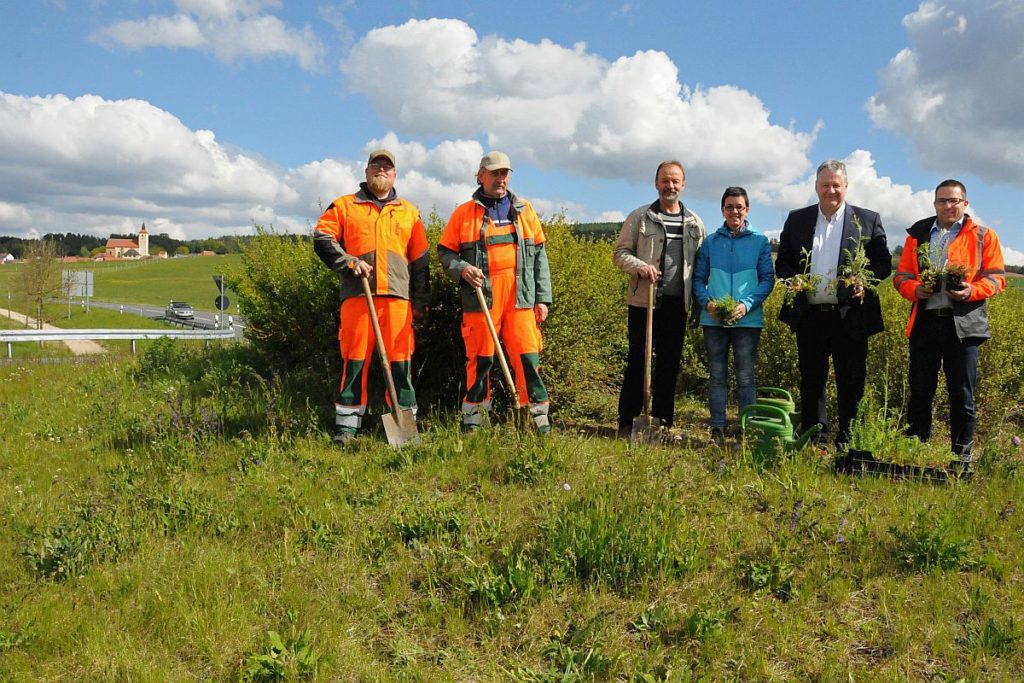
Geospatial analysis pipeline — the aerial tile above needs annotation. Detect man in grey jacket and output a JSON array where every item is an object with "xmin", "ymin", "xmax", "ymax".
[{"xmin": 613, "ymin": 160, "xmax": 706, "ymax": 437}]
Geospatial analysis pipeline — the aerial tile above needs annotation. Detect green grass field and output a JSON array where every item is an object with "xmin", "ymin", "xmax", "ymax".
[
  {"xmin": 1, "ymin": 242, "xmax": 1023, "ymax": 679},
  {"xmin": 1, "ymin": 348, "xmax": 1022, "ymax": 681},
  {"xmin": 0, "ymin": 254, "xmax": 242, "ymax": 314},
  {"xmin": 0, "ymin": 313, "xmax": 75, "ymax": 359}
]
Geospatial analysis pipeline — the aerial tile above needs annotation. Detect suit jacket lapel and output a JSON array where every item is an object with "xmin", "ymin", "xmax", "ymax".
[
  {"xmin": 837, "ymin": 204, "xmax": 858, "ymax": 268},
  {"xmin": 797, "ymin": 207, "xmax": 816, "ymax": 270}
]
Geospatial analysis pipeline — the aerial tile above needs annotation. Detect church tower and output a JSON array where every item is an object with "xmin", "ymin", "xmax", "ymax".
[{"xmin": 138, "ymin": 222, "xmax": 149, "ymax": 257}]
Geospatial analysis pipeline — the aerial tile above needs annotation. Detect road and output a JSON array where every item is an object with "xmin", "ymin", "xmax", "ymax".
[{"xmin": 83, "ymin": 300, "xmax": 247, "ymax": 339}]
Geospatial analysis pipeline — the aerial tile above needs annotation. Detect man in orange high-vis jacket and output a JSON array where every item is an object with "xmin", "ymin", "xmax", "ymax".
[
  {"xmin": 438, "ymin": 151, "xmax": 552, "ymax": 433},
  {"xmin": 893, "ymin": 179, "xmax": 1005, "ymax": 461},
  {"xmin": 313, "ymin": 149, "xmax": 430, "ymax": 446}
]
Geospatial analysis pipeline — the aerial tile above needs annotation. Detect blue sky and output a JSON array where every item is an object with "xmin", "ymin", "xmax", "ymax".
[{"xmin": 1, "ymin": 0, "xmax": 1022, "ymax": 264}]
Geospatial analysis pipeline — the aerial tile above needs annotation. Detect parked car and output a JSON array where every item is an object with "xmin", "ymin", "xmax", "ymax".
[{"xmin": 165, "ymin": 301, "xmax": 194, "ymax": 319}]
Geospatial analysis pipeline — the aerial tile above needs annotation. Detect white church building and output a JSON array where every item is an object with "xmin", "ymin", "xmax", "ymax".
[{"xmin": 104, "ymin": 223, "xmax": 149, "ymax": 259}]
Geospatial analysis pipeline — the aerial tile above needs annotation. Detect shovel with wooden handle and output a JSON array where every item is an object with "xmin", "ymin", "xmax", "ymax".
[
  {"xmin": 631, "ymin": 280, "xmax": 663, "ymax": 444},
  {"xmin": 474, "ymin": 285, "xmax": 529, "ymax": 429},
  {"xmin": 361, "ymin": 276, "xmax": 420, "ymax": 446}
]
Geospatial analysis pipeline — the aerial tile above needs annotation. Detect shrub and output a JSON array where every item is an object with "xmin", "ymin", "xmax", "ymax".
[
  {"xmin": 541, "ymin": 216, "xmax": 628, "ymax": 418},
  {"xmin": 228, "ymin": 222, "xmax": 1024, "ymax": 431},
  {"xmin": 228, "ymin": 228, "xmax": 337, "ymax": 377},
  {"xmin": 755, "ymin": 283, "xmax": 1024, "ymax": 438}
]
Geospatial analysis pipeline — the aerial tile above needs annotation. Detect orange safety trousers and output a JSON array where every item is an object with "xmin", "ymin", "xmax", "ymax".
[
  {"xmin": 461, "ymin": 229, "xmax": 546, "ymax": 414},
  {"xmin": 335, "ymin": 296, "xmax": 416, "ymax": 433}
]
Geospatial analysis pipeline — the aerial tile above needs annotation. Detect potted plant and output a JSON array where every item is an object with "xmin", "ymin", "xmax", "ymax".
[{"xmin": 942, "ymin": 262, "xmax": 970, "ymax": 291}]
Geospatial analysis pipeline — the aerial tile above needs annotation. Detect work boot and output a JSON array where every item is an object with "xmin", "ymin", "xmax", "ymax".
[
  {"xmin": 332, "ymin": 429, "xmax": 355, "ymax": 447},
  {"xmin": 710, "ymin": 427, "xmax": 726, "ymax": 446}
]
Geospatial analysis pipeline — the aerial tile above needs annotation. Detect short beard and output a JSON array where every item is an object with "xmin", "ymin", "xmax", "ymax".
[
  {"xmin": 660, "ymin": 190, "xmax": 679, "ymax": 203},
  {"xmin": 368, "ymin": 176, "xmax": 392, "ymax": 196}
]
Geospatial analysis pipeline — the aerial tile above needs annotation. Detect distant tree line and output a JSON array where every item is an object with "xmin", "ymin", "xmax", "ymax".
[
  {"xmin": 2, "ymin": 228, "xmax": 1018, "ymax": 274},
  {"xmin": 0, "ymin": 233, "xmax": 253, "ymax": 258}
]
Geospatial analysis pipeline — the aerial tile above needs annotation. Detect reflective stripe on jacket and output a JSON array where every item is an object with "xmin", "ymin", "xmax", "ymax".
[
  {"xmin": 313, "ymin": 188, "xmax": 430, "ymax": 309},
  {"xmin": 437, "ymin": 189, "xmax": 552, "ymax": 312},
  {"xmin": 893, "ymin": 215, "xmax": 1006, "ymax": 339}
]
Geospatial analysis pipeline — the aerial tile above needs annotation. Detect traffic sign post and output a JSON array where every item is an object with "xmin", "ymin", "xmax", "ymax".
[{"xmin": 212, "ymin": 274, "xmax": 225, "ymax": 328}]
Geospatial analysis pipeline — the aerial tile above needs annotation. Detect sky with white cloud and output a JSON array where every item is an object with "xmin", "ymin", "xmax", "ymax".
[{"xmin": 0, "ymin": 0, "xmax": 1021, "ymax": 265}]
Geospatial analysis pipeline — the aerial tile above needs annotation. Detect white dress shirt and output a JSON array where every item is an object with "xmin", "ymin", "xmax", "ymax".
[{"xmin": 808, "ymin": 202, "xmax": 845, "ymax": 304}]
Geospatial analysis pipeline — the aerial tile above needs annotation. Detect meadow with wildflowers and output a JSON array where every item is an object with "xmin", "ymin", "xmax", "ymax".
[
  {"xmin": 1, "ymin": 232, "xmax": 1023, "ymax": 680},
  {"xmin": 1, "ymin": 336, "xmax": 1023, "ymax": 681}
]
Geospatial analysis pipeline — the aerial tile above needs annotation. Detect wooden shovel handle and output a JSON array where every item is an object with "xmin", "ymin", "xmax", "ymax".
[
  {"xmin": 362, "ymin": 276, "xmax": 401, "ymax": 410},
  {"xmin": 642, "ymin": 280, "xmax": 655, "ymax": 417},
  {"xmin": 474, "ymin": 286, "xmax": 520, "ymax": 405}
]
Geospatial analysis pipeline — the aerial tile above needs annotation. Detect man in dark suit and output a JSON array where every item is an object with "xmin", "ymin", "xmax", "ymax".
[{"xmin": 776, "ymin": 159, "xmax": 891, "ymax": 447}]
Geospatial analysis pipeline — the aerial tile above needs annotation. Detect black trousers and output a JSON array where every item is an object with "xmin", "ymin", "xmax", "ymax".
[
  {"xmin": 795, "ymin": 307, "xmax": 868, "ymax": 445},
  {"xmin": 618, "ymin": 295, "xmax": 686, "ymax": 429},
  {"xmin": 906, "ymin": 309, "xmax": 982, "ymax": 457}
]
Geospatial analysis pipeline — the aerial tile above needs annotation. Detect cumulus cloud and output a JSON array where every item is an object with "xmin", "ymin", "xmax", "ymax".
[
  {"xmin": 1002, "ymin": 247, "xmax": 1024, "ymax": 268},
  {"xmin": 342, "ymin": 18, "xmax": 818, "ymax": 196},
  {"xmin": 91, "ymin": 0, "xmax": 325, "ymax": 71},
  {"xmin": 0, "ymin": 92, "xmax": 512, "ymax": 240},
  {"xmin": 765, "ymin": 150, "xmax": 936, "ymax": 240},
  {"xmin": 867, "ymin": 1, "xmax": 1024, "ymax": 185},
  {"xmin": 0, "ymin": 91, "xmax": 307, "ymax": 238}
]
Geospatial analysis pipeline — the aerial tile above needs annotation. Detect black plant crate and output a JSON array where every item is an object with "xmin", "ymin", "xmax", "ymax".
[{"xmin": 835, "ymin": 449, "xmax": 972, "ymax": 482}]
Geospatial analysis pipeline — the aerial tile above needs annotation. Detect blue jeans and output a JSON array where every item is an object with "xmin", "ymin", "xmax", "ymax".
[{"xmin": 703, "ymin": 325, "xmax": 761, "ymax": 428}]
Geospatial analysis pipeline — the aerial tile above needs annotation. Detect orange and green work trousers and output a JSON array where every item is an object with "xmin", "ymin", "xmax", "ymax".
[
  {"xmin": 461, "ymin": 224, "xmax": 549, "ymax": 431},
  {"xmin": 335, "ymin": 295, "xmax": 416, "ymax": 435}
]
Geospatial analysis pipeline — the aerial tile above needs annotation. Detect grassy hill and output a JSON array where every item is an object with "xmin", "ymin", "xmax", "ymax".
[
  {"xmin": 0, "ymin": 254, "xmax": 242, "ymax": 314},
  {"xmin": 1, "ymin": 346, "xmax": 1022, "ymax": 680}
]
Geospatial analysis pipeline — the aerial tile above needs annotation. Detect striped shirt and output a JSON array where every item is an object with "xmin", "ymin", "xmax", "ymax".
[{"xmin": 658, "ymin": 210, "xmax": 685, "ymax": 296}]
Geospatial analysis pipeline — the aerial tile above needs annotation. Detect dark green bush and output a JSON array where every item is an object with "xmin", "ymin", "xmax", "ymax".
[
  {"xmin": 228, "ymin": 228, "xmax": 337, "ymax": 376},
  {"xmin": 228, "ymin": 222, "xmax": 1024, "ymax": 432}
]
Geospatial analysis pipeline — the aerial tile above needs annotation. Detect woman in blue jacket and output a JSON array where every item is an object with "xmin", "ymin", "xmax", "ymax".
[{"xmin": 693, "ymin": 187, "xmax": 775, "ymax": 444}]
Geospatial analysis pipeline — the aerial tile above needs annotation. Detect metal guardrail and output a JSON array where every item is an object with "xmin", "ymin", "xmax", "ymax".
[{"xmin": 0, "ymin": 327, "xmax": 237, "ymax": 358}]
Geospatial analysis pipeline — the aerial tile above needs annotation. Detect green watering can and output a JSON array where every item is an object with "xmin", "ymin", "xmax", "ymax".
[
  {"xmin": 755, "ymin": 387, "xmax": 800, "ymax": 426},
  {"xmin": 740, "ymin": 404, "xmax": 821, "ymax": 460}
]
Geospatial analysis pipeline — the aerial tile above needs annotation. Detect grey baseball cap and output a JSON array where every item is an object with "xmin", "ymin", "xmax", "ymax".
[{"xmin": 479, "ymin": 151, "xmax": 512, "ymax": 171}]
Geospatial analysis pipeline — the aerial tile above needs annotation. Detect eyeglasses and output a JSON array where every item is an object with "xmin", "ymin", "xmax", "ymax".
[
  {"xmin": 367, "ymin": 162, "xmax": 395, "ymax": 171},
  {"xmin": 934, "ymin": 198, "xmax": 965, "ymax": 206},
  {"xmin": 722, "ymin": 205, "xmax": 747, "ymax": 213}
]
